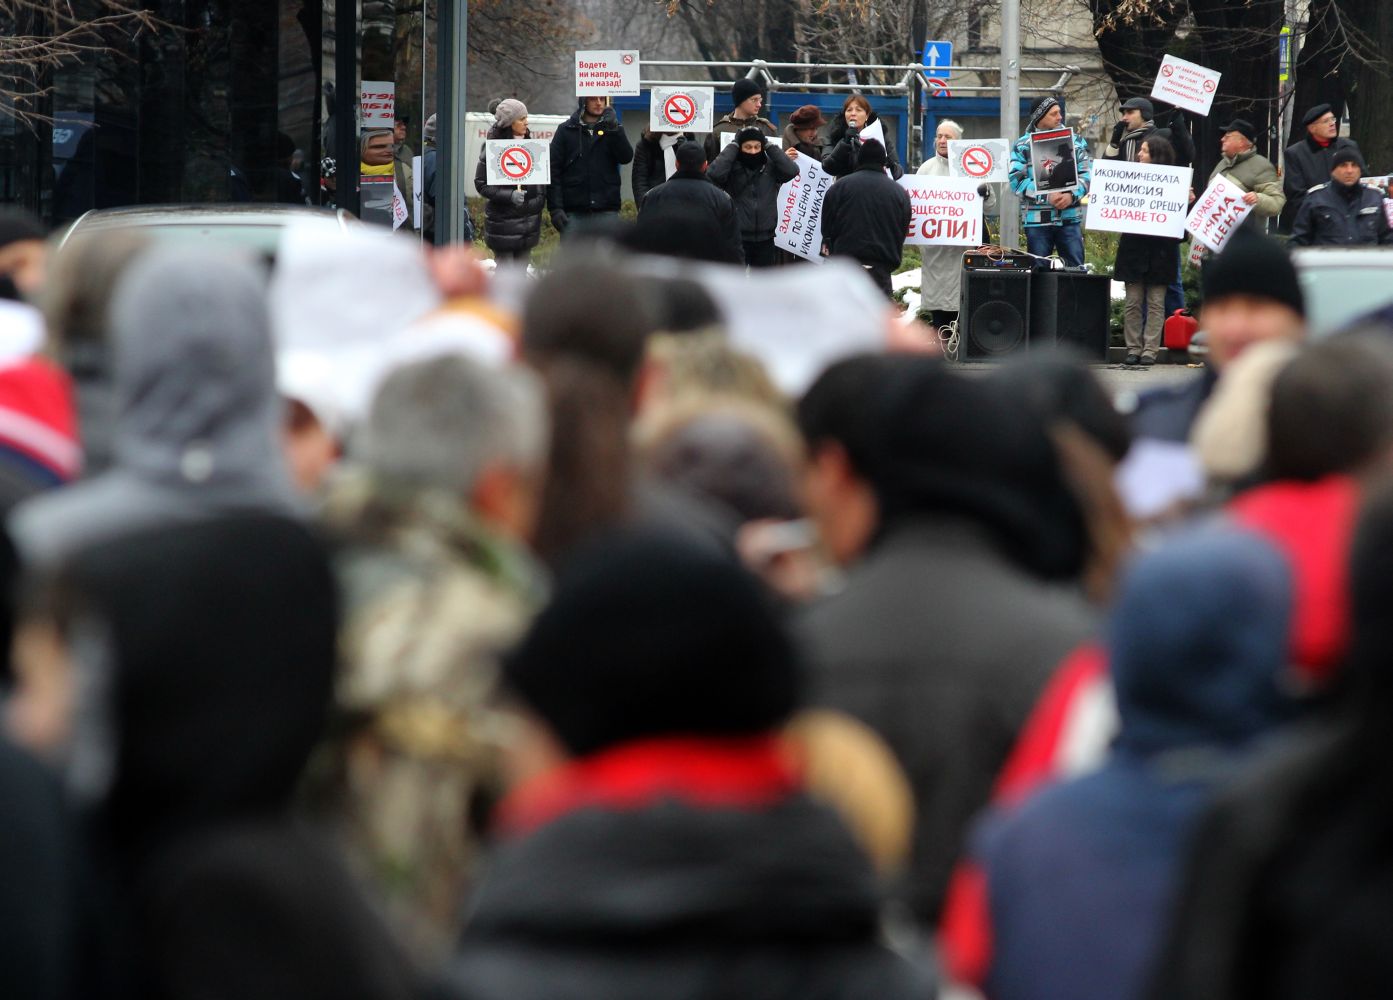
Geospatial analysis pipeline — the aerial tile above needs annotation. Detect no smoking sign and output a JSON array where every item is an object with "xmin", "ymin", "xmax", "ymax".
[
  {"xmin": 484, "ymin": 138, "xmax": 550, "ymax": 186},
  {"xmin": 947, "ymin": 138, "xmax": 1008, "ymax": 184},
  {"xmin": 959, "ymin": 146, "xmax": 993, "ymax": 178},
  {"xmin": 650, "ymin": 85, "xmax": 714, "ymax": 133},
  {"xmin": 500, "ymin": 146, "xmax": 533, "ymax": 180}
]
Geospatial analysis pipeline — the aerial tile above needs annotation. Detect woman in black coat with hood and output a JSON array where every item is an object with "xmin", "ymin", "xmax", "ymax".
[
  {"xmin": 821, "ymin": 93, "xmax": 904, "ymax": 180},
  {"xmin": 474, "ymin": 98, "xmax": 547, "ymax": 265}
]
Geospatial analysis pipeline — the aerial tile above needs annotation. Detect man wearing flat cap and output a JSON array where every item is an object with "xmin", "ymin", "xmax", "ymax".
[
  {"xmin": 1283, "ymin": 104, "xmax": 1362, "ymax": 229},
  {"xmin": 1291, "ymin": 146, "xmax": 1392, "ymax": 246},
  {"xmin": 1207, "ymin": 119, "xmax": 1284, "ymax": 233},
  {"xmin": 1105, "ymin": 97, "xmax": 1156, "ymax": 161}
]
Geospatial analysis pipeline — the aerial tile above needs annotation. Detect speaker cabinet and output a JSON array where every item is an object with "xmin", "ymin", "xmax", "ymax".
[
  {"xmin": 1030, "ymin": 271, "xmax": 1112, "ymax": 361},
  {"xmin": 960, "ymin": 270, "xmax": 1031, "ymax": 359}
]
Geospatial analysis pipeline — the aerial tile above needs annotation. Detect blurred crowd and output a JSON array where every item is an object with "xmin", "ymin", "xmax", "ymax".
[{"xmin": 0, "ymin": 200, "xmax": 1391, "ymax": 1000}]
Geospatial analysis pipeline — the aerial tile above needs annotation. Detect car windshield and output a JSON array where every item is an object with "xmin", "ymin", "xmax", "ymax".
[
  {"xmin": 1299, "ymin": 261, "xmax": 1393, "ymax": 337},
  {"xmin": 79, "ymin": 221, "xmax": 290, "ymax": 255}
]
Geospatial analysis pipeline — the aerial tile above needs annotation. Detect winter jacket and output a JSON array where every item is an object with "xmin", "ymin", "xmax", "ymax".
[
  {"xmin": 547, "ymin": 100, "xmax": 634, "ymax": 215},
  {"xmin": 1009, "ymin": 130, "xmax": 1092, "ymax": 228},
  {"xmin": 800, "ymin": 516, "xmax": 1096, "ymax": 924},
  {"xmin": 820, "ymin": 162, "xmax": 913, "ymax": 270},
  {"xmin": 976, "ymin": 528, "xmax": 1294, "ymax": 1000},
  {"xmin": 1131, "ymin": 366, "xmax": 1217, "ymax": 443},
  {"xmin": 707, "ymin": 142, "xmax": 799, "ymax": 241},
  {"xmin": 702, "ymin": 113, "xmax": 776, "ymax": 165},
  {"xmin": 447, "ymin": 738, "xmax": 935, "ymax": 1000},
  {"xmin": 1114, "ymin": 231, "xmax": 1180, "ymax": 285},
  {"xmin": 1284, "ymin": 135, "xmax": 1362, "ymax": 206},
  {"xmin": 636, "ymin": 168, "xmax": 744, "ymax": 264},
  {"xmin": 917, "ymin": 154, "xmax": 996, "ymax": 311},
  {"xmin": 1290, "ymin": 178, "xmax": 1393, "ymax": 246},
  {"xmin": 631, "ymin": 131, "xmax": 693, "ymax": 206},
  {"xmin": 781, "ymin": 122, "xmax": 825, "ymax": 160},
  {"xmin": 474, "ymin": 124, "xmax": 546, "ymax": 253},
  {"xmin": 1208, "ymin": 148, "xmax": 1284, "ymax": 231},
  {"xmin": 1105, "ymin": 122, "xmax": 1156, "ymax": 162},
  {"xmin": 821, "ymin": 112, "xmax": 904, "ymax": 180}
]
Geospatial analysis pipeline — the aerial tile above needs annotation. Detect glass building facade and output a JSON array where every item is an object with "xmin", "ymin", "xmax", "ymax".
[{"xmin": 0, "ymin": 0, "xmax": 441, "ymax": 228}]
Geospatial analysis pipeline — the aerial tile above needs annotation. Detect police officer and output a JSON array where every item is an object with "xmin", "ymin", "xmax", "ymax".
[{"xmin": 1290, "ymin": 147, "xmax": 1392, "ymax": 247}]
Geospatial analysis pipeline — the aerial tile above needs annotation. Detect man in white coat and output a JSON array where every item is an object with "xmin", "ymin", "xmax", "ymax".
[{"xmin": 917, "ymin": 120, "xmax": 995, "ymax": 335}]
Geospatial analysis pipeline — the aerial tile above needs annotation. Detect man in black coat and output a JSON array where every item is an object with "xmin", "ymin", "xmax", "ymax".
[
  {"xmin": 819, "ymin": 139, "xmax": 912, "ymax": 299},
  {"xmin": 636, "ymin": 142, "xmax": 743, "ymax": 264},
  {"xmin": 1282, "ymin": 103, "xmax": 1362, "ymax": 231},
  {"xmin": 707, "ymin": 126, "xmax": 799, "ymax": 268},
  {"xmin": 547, "ymin": 96, "xmax": 635, "ymax": 237},
  {"xmin": 1290, "ymin": 147, "xmax": 1393, "ymax": 247},
  {"xmin": 1104, "ymin": 97, "xmax": 1156, "ymax": 162}
]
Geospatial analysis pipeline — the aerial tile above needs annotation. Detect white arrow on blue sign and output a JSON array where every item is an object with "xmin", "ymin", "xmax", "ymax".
[{"xmin": 921, "ymin": 40, "xmax": 953, "ymax": 79}]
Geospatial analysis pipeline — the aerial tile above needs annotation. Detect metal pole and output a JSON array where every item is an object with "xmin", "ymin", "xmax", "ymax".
[
  {"xmin": 437, "ymin": 0, "xmax": 468, "ymax": 245},
  {"xmin": 334, "ymin": 0, "xmax": 360, "ymax": 217},
  {"xmin": 1000, "ymin": 0, "xmax": 1021, "ymax": 250}
]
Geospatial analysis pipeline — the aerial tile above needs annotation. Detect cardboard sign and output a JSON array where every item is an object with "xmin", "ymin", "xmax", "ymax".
[
  {"xmin": 484, "ymin": 139, "xmax": 551, "ymax": 185},
  {"xmin": 1086, "ymin": 162, "xmax": 1193, "ymax": 239},
  {"xmin": 774, "ymin": 157, "xmax": 834, "ymax": 263},
  {"xmin": 575, "ymin": 50, "xmax": 640, "ymax": 96},
  {"xmin": 899, "ymin": 175, "xmax": 983, "ymax": 246},
  {"xmin": 1151, "ymin": 54, "xmax": 1221, "ymax": 117},
  {"xmin": 651, "ymin": 87, "xmax": 714, "ymax": 133},
  {"xmin": 947, "ymin": 139, "xmax": 1009, "ymax": 183},
  {"xmin": 1030, "ymin": 128, "xmax": 1079, "ymax": 194},
  {"xmin": 720, "ymin": 132, "xmax": 782, "ymax": 149},
  {"xmin": 361, "ymin": 81, "xmax": 395, "ymax": 129},
  {"xmin": 1185, "ymin": 174, "xmax": 1254, "ymax": 251}
]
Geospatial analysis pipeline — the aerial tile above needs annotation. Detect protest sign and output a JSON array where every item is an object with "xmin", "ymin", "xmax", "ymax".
[
  {"xmin": 899, "ymin": 175, "xmax": 983, "ymax": 246},
  {"xmin": 1029, "ymin": 128, "xmax": 1078, "ymax": 194},
  {"xmin": 391, "ymin": 182, "xmax": 409, "ymax": 230},
  {"xmin": 484, "ymin": 139, "xmax": 551, "ymax": 186},
  {"xmin": 575, "ymin": 50, "xmax": 640, "ymax": 96},
  {"xmin": 1086, "ymin": 161, "xmax": 1193, "ymax": 239},
  {"xmin": 774, "ymin": 157, "xmax": 834, "ymax": 262},
  {"xmin": 1151, "ymin": 54, "xmax": 1221, "ymax": 117},
  {"xmin": 411, "ymin": 155, "xmax": 422, "ymax": 229},
  {"xmin": 860, "ymin": 118, "xmax": 885, "ymax": 147},
  {"xmin": 651, "ymin": 87, "xmax": 714, "ymax": 133},
  {"xmin": 948, "ymin": 139, "xmax": 1009, "ymax": 184},
  {"xmin": 1185, "ymin": 174, "xmax": 1254, "ymax": 251},
  {"xmin": 360, "ymin": 82, "xmax": 395, "ymax": 129}
]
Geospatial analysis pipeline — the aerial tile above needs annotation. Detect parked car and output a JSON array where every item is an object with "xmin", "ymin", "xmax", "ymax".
[
  {"xmin": 1291, "ymin": 246, "xmax": 1393, "ymax": 338},
  {"xmin": 57, "ymin": 204, "xmax": 357, "ymax": 259}
]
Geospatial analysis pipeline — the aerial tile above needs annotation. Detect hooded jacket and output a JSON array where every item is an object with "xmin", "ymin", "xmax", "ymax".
[
  {"xmin": 9, "ymin": 244, "xmax": 299, "ymax": 567},
  {"xmin": 707, "ymin": 141, "xmax": 800, "ymax": 241},
  {"xmin": 820, "ymin": 156, "xmax": 913, "ymax": 269},
  {"xmin": 474, "ymin": 122, "xmax": 546, "ymax": 253},
  {"xmin": 976, "ymin": 529, "xmax": 1294, "ymax": 1000},
  {"xmin": 547, "ymin": 98, "xmax": 635, "ymax": 215},
  {"xmin": 821, "ymin": 111, "xmax": 905, "ymax": 180}
]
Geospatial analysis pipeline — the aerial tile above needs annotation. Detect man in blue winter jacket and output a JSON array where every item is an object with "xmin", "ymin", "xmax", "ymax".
[{"xmin": 1008, "ymin": 97, "xmax": 1092, "ymax": 267}]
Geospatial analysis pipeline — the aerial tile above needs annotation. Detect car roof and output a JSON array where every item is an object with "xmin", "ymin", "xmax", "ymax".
[{"xmin": 57, "ymin": 204, "xmax": 355, "ymax": 253}]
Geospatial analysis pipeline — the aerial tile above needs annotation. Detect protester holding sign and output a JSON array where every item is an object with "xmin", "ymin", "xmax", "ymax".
[
  {"xmin": 1115, "ymin": 137, "xmax": 1184, "ymax": 366},
  {"xmin": 704, "ymin": 79, "xmax": 777, "ymax": 164},
  {"xmin": 820, "ymin": 140, "xmax": 912, "ymax": 299},
  {"xmin": 708, "ymin": 126, "xmax": 799, "ymax": 268},
  {"xmin": 1008, "ymin": 97, "xmax": 1092, "ymax": 267},
  {"xmin": 548, "ymin": 96, "xmax": 634, "ymax": 237},
  {"xmin": 918, "ymin": 119, "xmax": 994, "ymax": 331},
  {"xmin": 1205, "ymin": 119, "xmax": 1284, "ymax": 234},
  {"xmin": 475, "ymin": 100, "xmax": 548, "ymax": 265},
  {"xmin": 821, "ymin": 94, "xmax": 904, "ymax": 180}
]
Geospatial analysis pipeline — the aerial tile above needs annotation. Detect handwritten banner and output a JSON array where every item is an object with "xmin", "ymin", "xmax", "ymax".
[
  {"xmin": 1185, "ymin": 174, "xmax": 1254, "ymax": 251},
  {"xmin": 898, "ymin": 175, "xmax": 983, "ymax": 246},
  {"xmin": 774, "ymin": 157, "xmax": 834, "ymax": 262}
]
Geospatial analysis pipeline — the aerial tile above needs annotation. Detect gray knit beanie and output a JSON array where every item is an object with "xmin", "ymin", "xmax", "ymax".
[{"xmin": 495, "ymin": 99, "xmax": 528, "ymax": 127}]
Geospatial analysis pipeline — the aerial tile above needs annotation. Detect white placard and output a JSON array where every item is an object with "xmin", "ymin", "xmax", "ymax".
[
  {"xmin": 360, "ymin": 81, "xmax": 395, "ymax": 129},
  {"xmin": 1086, "ymin": 162, "xmax": 1193, "ymax": 238},
  {"xmin": 859, "ymin": 118, "xmax": 885, "ymax": 147},
  {"xmin": 484, "ymin": 139, "xmax": 551, "ymax": 186},
  {"xmin": 411, "ymin": 155, "xmax": 422, "ymax": 229},
  {"xmin": 899, "ymin": 175, "xmax": 983, "ymax": 246},
  {"xmin": 1185, "ymin": 174, "xmax": 1254, "ymax": 252},
  {"xmin": 1150, "ymin": 54, "xmax": 1221, "ymax": 117},
  {"xmin": 575, "ymin": 50, "xmax": 640, "ymax": 96},
  {"xmin": 391, "ymin": 182, "xmax": 409, "ymax": 230},
  {"xmin": 947, "ymin": 139, "xmax": 1009, "ymax": 183},
  {"xmin": 650, "ymin": 86, "xmax": 715, "ymax": 134},
  {"xmin": 720, "ymin": 132, "xmax": 782, "ymax": 149},
  {"xmin": 774, "ymin": 157, "xmax": 834, "ymax": 262}
]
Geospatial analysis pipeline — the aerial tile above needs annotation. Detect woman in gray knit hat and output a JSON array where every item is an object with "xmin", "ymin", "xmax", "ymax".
[{"xmin": 474, "ymin": 98, "xmax": 547, "ymax": 266}]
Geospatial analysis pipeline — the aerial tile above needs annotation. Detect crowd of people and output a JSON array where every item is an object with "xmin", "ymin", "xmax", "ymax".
[{"xmin": 0, "ymin": 74, "xmax": 1392, "ymax": 1000}]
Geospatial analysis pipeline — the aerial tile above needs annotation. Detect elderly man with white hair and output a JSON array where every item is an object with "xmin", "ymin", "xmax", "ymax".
[{"xmin": 916, "ymin": 119, "xmax": 995, "ymax": 335}]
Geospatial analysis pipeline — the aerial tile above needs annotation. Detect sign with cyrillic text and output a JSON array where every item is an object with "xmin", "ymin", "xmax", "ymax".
[
  {"xmin": 575, "ymin": 50, "xmax": 640, "ymax": 96},
  {"xmin": 1086, "ymin": 162, "xmax": 1193, "ymax": 238},
  {"xmin": 774, "ymin": 157, "xmax": 833, "ymax": 262},
  {"xmin": 651, "ymin": 87, "xmax": 714, "ymax": 134},
  {"xmin": 360, "ymin": 82, "xmax": 395, "ymax": 129},
  {"xmin": 484, "ymin": 139, "xmax": 550, "ymax": 185},
  {"xmin": 1151, "ymin": 54, "xmax": 1221, "ymax": 117},
  {"xmin": 899, "ymin": 175, "xmax": 983, "ymax": 246},
  {"xmin": 1185, "ymin": 174, "xmax": 1254, "ymax": 251}
]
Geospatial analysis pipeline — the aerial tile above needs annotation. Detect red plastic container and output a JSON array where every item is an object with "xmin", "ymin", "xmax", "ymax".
[{"xmin": 1164, "ymin": 309, "xmax": 1198, "ymax": 351}]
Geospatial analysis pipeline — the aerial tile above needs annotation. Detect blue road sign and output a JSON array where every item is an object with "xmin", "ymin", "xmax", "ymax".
[{"xmin": 921, "ymin": 40, "xmax": 953, "ymax": 79}]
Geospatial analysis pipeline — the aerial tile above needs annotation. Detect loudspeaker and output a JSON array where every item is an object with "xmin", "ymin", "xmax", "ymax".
[
  {"xmin": 960, "ymin": 270, "xmax": 1031, "ymax": 359},
  {"xmin": 1030, "ymin": 271, "xmax": 1112, "ymax": 361}
]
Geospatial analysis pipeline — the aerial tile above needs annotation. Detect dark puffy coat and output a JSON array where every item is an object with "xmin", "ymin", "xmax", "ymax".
[
  {"xmin": 447, "ymin": 791, "xmax": 935, "ymax": 999},
  {"xmin": 1114, "ymin": 232, "xmax": 1180, "ymax": 285},
  {"xmin": 821, "ymin": 112, "xmax": 904, "ymax": 180},
  {"xmin": 474, "ymin": 123, "xmax": 546, "ymax": 253},
  {"xmin": 1290, "ymin": 180, "xmax": 1393, "ymax": 247},
  {"xmin": 706, "ymin": 143, "xmax": 799, "ymax": 241},
  {"xmin": 820, "ymin": 162, "xmax": 913, "ymax": 269},
  {"xmin": 636, "ymin": 169, "xmax": 743, "ymax": 263},
  {"xmin": 632, "ymin": 131, "xmax": 695, "ymax": 206},
  {"xmin": 547, "ymin": 100, "xmax": 635, "ymax": 215}
]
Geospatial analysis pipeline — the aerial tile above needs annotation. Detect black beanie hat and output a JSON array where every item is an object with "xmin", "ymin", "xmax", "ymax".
[
  {"xmin": 1220, "ymin": 118, "xmax": 1258, "ymax": 144},
  {"xmin": 501, "ymin": 529, "xmax": 801, "ymax": 757},
  {"xmin": 1026, "ymin": 96, "xmax": 1060, "ymax": 131},
  {"xmin": 1331, "ymin": 146, "xmax": 1365, "ymax": 171},
  {"xmin": 857, "ymin": 138, "xmax": 888, "ymax": 168},
  {"xmin": 1202, "ymin": 229, "xmax": 1304, "ymax": 318},
  {"xmin": 1302, "ymin": 103, "xmax": 1333, "ymax": 127},
  {"xmin": 731, "ymin": 78, "xmax": 762, "ymax": 108},
  {"xmin": 735, "ymin": 125, "xmax": 766, "ymax": 148}
]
